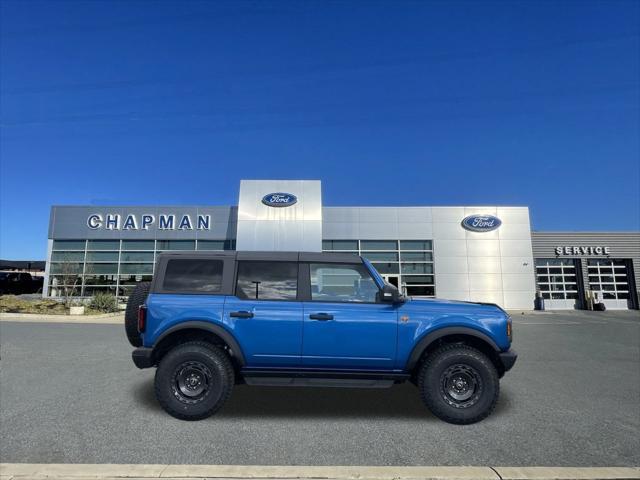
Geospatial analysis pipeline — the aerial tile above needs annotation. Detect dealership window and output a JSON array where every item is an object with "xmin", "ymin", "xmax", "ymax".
[
  {"xmin": 197, "ymin": 240, "xmax": 236, "ymax": 250},
  {"xmin": 121, "ymin": 240, "xmax": 155, "ymax": 250},
  {"xmin": 120, "ymin": 251, "xmax": 154, "ymax": 262},
  {"xmin": 156, "ymin": 240, "xmax": 196, "ymax": 251},
  {"xmin": 235, "ymin": 261, "xmax": 298, "ymax": 300},
  {"xmin": 87, "ymin": 240, "xmax": 119, "ymax": 250},
  {"xmin": 322, "ymin": 239, "xmax": 435, "ymax": 297},
  {"xmin": 52, "ymin": 240, "xmax": 86, "ymax": 250},
  {"xmin": 535, "ymin": 259, "xmax": 579, "ymax": 300}
]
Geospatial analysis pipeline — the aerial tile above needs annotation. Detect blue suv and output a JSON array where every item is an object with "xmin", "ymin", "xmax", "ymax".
[{"xmin": 125, "ymin": 251, "xmax": 516, "ymax": 424}]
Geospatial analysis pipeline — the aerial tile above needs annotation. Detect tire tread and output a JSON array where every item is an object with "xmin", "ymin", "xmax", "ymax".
[
  {"xmin": 154, "ymin": 341, "xmax": 234, "ymax": 420},
  {"xmin": 417, "ymin": 343, "xmax": 499, "ymax": 425}
]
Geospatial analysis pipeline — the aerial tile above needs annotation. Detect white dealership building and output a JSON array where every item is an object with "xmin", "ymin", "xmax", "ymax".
[{"xmin": 45, "ymin": 180, "xmax": 639, "ymax": 311}]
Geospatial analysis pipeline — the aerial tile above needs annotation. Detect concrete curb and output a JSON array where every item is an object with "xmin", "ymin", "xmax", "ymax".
[
  {"xmin": 0, "ymin": 312, "xmax": 124, "ymax": 324},
  {"xmin": 1, "ymin": 464, "xmax": 638, "ymax": 480}
]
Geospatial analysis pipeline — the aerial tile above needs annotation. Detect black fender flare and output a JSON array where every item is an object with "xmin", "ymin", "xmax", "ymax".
[
  {"xmin": 153, "ymin": 321, "xmax": 246, "ymax": 366},
  {"xmin": 405, "ymin": 326, "xmax": 500, "ymax": 371}
]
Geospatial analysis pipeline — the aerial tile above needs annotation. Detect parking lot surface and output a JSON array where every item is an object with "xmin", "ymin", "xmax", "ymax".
[{"xmin": 0, "ymin": 310, "xmax": 638, "ymax": 466}]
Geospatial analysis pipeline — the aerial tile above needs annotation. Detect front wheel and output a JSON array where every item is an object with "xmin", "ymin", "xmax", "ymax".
[
  {"xmin": 417, "ymin": 344, "xmax": 499, "ymax": 424},
  {"xmin": 154, "ymin": 341, "xmax": 234, "ymax": 420}
]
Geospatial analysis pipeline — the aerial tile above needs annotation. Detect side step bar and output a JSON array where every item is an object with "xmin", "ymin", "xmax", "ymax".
[{"xmin": 240, "ymin": 369, "xmax": 410, "ymax": 389}]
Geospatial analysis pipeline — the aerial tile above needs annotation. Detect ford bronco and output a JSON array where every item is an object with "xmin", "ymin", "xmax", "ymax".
[{"xmin": 126, "ymin": 251, "xmax": 516, "ymax": 424}]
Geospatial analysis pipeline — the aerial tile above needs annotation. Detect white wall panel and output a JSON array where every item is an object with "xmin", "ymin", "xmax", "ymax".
[
  {"xmin": 500, "ymin": 256, "xmax": 535, "ymax": 274},
  {"xmin": 397, "ymin": 207, "xmax": 433, "ymax": 222},
  {"xmin": 469, "ymin": 291, "xmax": 505, "ymax": 305},
  {"xmin": 435, "ymin": 291, "xmax": 470, "ymax": 301},
  {"xmin": 467, "ymin": 239, "xmax": 501, "ymax": 257},
  {"xmin": 467, "ymin": 257, "xmax": 502, "ymax": 274},
  {"xmin": 503, "ymin": 291, "xmax": 535, "ymax": 310},
  {"xmin": 469, "ymin": 273, "xmax": 503, "ymax": 291},
  {"xmin": 323, "ymin": 207, "xmax": 359, "ymax": 223},
  {"xmin": 398, "ymin": 222, "xmax": 433, "ymax": 238},
  {"xmin": 432, "ymin": 207, "xmax": 465, "ymax": 223},
  {"xmin": 359, "ymin": 207, "xmax": 397, "ymax": 222},
  {"xmin": 433, "ymin": 222, "xmax": 466, "ymax": 239},
  {"xmin": 500, "ymin": 239, "xmax": 534, "ymax": 257},
  {"xmin": 322, "ymin": 222, "xmax": 360, "ymax": 239},
  {"xmin": 434, "ymin": 273, "xmax": 470, "ymax": 292},
  {"xmin": 358, "ymin": 222, "xmax": 399, "ymax": 238},
  {"xmin": 501, "ymin": 273, "xmax": 536, "ymax": 291},
  {"xmin": 434, "ymin": 256, "xmax": 469, "ymax": 274},
  {"xmin": 434, "ymin": 239, "xmax": 468, "ymax": 257}
]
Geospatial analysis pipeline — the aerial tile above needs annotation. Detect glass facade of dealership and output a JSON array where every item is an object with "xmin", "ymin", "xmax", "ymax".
[{"xmin": 48, "ymin": 239, "xmax": 235, "ymax": 298}]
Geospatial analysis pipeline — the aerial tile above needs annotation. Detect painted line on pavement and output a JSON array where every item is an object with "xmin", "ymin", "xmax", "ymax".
[{"xmin": 1, "ymin": 464, "xmax": 639, "ymax": 480}]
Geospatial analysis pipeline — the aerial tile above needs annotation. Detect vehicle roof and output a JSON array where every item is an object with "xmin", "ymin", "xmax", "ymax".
[{"xmin": 156, "ymin": 250, "xmax": 362, "ymax": 263}]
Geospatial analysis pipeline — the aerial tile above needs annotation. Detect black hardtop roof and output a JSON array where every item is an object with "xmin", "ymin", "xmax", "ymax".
[{"xmin": 156, "ymin": 251, "xmax": 363, "ymax": 263}]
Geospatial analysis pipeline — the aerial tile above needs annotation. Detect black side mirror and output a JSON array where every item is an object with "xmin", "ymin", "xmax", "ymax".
[{"xmin": 379, "ymin": 283, "xmax": 403, "ymax": 303}]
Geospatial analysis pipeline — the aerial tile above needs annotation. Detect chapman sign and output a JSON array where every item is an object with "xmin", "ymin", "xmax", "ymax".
[
  {"xmin": 87, "ymin": 213, "xmax": 211, "ymax": 231},
  {"xmin": 555, "ymin": 246, "xmax": 611, "ymax": 256}
]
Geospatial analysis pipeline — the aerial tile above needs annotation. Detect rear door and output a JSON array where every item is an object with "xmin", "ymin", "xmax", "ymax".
[
  {"xmin": 301, "ymin": 262, "xmax": 398, "ymax": 369},
  {"xmin": 223, "ymin": 259, "xmax": 303, "ymax": 367}
]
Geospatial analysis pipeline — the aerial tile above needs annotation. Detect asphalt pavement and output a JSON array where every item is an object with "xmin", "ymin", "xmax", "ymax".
[{"xmin": 0, "ymin": 310, "xmax": 638, "ymax": 466}]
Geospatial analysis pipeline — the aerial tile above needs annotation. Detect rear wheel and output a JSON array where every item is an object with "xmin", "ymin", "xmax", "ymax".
[
  {"xmin": 154, "ymin": 341, "xmax": 234, "ymax": 420},
  {"xmin": 124, "ymin": 282, "xmax": 150, "ymax": 347},
  {"xmin": 417, "ymin": 344, "xmax": 499, "ymax": 424}
]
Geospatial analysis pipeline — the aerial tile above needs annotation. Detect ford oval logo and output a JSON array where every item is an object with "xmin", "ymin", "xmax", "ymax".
[
  {"xmin": 461, "ymin": 214, "xmax": 502, "ymax": 232},
  {"xmin": 261, "ymin": 192, "xmax": 298, "ymax": 207}
]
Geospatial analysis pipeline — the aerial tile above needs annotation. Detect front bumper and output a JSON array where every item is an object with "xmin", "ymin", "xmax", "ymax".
[
  {"xmin": 132, "ymin": 347, "xmax": 154, "ymax": 369},
  {"xmin": 498, "ymin": 349, "xmax": 517, "ymax": 373}
]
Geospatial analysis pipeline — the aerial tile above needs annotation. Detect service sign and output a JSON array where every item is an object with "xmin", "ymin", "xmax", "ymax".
[
  {"xmin": 461, "ymin": 214, "xmax": 502, "ymax": 232},
  {"xmin": 555, "ymin": 246, "xmax": 611, "ymax": 256},
  {"xmin": 261, "ymin": 193, "xmax": 298, "ymax": 207}
]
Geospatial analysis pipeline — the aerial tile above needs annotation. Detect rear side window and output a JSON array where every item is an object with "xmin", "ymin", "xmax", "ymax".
[
  {"xmin": 162, "ymin": 259, "xmax": 223, "ymax": 293},
  {"xmin": 235, "ymin": 261, "xmax": 298, "ymax": 300}
]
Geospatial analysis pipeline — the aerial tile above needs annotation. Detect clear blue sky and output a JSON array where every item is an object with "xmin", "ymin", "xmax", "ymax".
[{"xmin": 1, "ymin": 0, "xmax": 639, "ymax": 260}]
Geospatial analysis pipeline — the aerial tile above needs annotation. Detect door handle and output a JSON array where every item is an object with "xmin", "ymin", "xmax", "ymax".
[
  {"xmin": 230, "ymin": 311, "xmax": 254, "ymax": 319},
  {"xmin": 309, "ymin": 313, "xmax": 334, "ymax": 321}
]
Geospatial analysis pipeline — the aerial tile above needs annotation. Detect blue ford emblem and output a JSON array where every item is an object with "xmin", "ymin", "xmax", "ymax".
[
  {"xmin": 261, "ymin": 193, "xmax": 298, "ymax": 207},
  {"xmin": 461, "ymin": 214, "xmax": 502, "ymax": 232}
]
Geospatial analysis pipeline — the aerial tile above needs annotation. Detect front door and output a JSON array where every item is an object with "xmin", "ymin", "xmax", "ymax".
[
  {"xmin": 302, "ymin": 262, "xmax": 398, "ymax": 369},
  {"xmin": 224, "ymin": 261, "xmax": 303, "ymax": 367}
]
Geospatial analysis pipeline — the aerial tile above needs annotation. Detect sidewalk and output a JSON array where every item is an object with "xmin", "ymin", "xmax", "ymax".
[
  {"xmin": 1, "ymin": 464, "xmax": 639, "ymax": 480},
  {"xmin": 0, "ymin": 312, "xmax": 124, "ymax": 324}
]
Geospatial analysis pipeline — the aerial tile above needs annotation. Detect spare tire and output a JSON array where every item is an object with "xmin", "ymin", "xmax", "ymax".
[{"xmin": 125, "ymin": 282, "xmax": 151, "ymax": 347}]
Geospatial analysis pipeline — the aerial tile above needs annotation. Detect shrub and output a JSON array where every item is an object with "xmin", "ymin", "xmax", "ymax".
[{"xmin": 89, "ymin": 292, "xmax": 118, "ymax": 313}]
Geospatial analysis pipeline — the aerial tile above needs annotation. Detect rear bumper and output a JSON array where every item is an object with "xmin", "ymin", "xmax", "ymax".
[
  {"xmin": 132, "ymin": 347, "xmax": 154, "ymax": 369},
  {"xmin": 498, "ymin": 349, "xmax": 517, "ymax": 373}
]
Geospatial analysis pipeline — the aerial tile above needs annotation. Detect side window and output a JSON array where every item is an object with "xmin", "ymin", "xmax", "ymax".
[
  {"xmin": 235, "ymin": 261, "xmax": 298, "ymax": 300},
  {"xmin": 162, "ymin": 259, "xmax": 223, "ymax": 293},
  {"xmin": 309, "ymin": 263, "xmax": 379, "ymax": 303}
]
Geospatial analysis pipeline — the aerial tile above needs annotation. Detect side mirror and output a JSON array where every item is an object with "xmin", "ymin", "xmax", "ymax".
[{"xmin": 379, "ymin": 284, "xmax": 403, "ymax": 303}]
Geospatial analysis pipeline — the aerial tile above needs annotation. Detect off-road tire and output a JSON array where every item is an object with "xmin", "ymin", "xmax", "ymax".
[
  {"xmin": 154, "ymin": 341, "xmax": 234, "ymax": 421},
  {"xmin": 417, "ymin": 344, "xmax": 499, "ymax": 425},
  {"xmin": 124, "ymin": 282, "xmax": 150, "ymax": 347}
]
